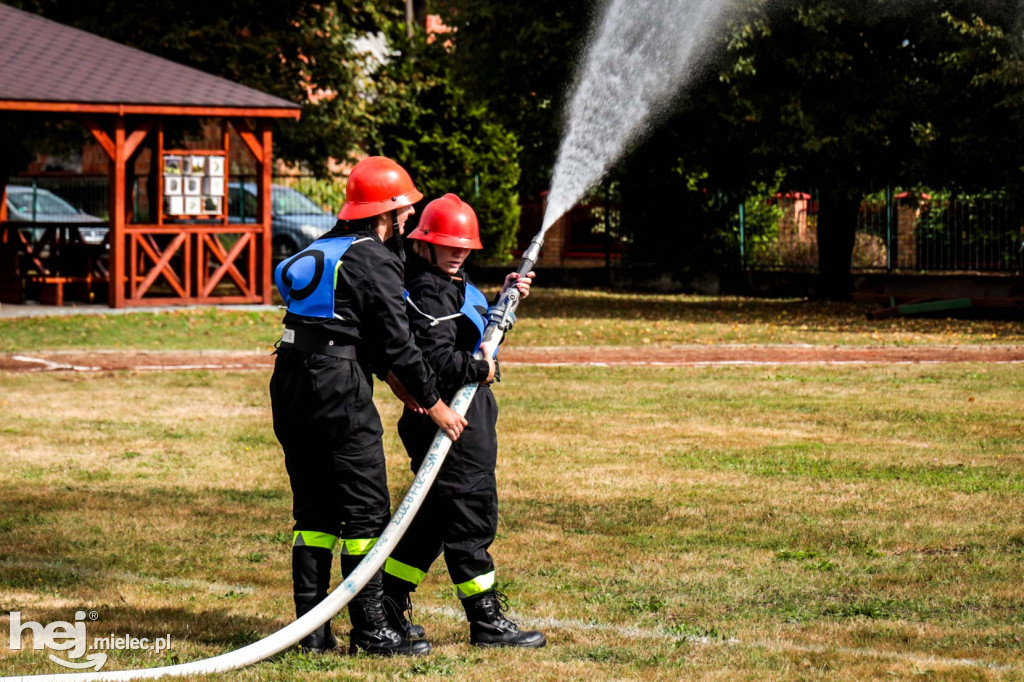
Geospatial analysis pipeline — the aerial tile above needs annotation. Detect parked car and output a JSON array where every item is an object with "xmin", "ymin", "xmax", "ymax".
[
  {"xmin": 227, "ymin": 182, "xmax": 337, "ymax": 262},
  {"xmin": 4, "ymin": 186, "xmax": 107, "ymax": 245}
]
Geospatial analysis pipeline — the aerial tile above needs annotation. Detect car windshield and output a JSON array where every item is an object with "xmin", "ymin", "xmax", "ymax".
[
  {"xmin": 272, "ymin": 187, "xmax": 325, "ymax": 216},
  {"xmin": 8, "ymin": 190, "xmax": 79, "ymax": 215}
]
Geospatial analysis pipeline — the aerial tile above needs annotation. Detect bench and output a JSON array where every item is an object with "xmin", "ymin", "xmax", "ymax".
[{"xmin": 26, "ymin": 275, "xmax": 101, "ymax": 306}]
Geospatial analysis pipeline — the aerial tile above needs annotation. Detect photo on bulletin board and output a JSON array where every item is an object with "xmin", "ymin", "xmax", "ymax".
[
  {"xmin": 207, "ymin": 156, "xmax": 225, "ymax": 176},
  {"xmin": 163, "ymin": 155, "xmax": 182, "ymax": 175},
  {"xmin": 202, "ymin": 196, "xmax": 223, "ymax": 215},
  {"xmin": 166, "ymin": 195, "xmax": 185, "ymax": 216},
  {"xmin": 203, "ymin": 177, "xmax": 225, "ymax": 196}
]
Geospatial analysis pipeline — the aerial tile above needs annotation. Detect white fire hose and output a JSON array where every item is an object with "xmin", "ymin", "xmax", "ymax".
[
  {"xmin": 0, "ymin": 234, "xmax": 545, "ymax": 681},
  {"xmin": 1, "ymin": 377, "xmax": 484, "ymax": 682}
]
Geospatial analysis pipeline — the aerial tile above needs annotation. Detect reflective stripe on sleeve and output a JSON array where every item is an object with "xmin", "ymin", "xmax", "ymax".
[
  {"xmin": 292, "ymin": 530, "xmax": 339, "ymax": 551},
  {"xmin": 384, "ymin": 557, "xmax": 427, "ymax": 586},
  {"xmin": 340, "ymin": 538, "xmax": 378, "ymax": 555},
  {"xmin": 455, "ymin": 570, "xmax": 495, "ymax": 599}
]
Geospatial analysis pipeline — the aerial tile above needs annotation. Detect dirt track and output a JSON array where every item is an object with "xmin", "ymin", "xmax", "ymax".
[{"xmin": 2, "ymin": 345, "xmax": 1022, "ymax": 373}]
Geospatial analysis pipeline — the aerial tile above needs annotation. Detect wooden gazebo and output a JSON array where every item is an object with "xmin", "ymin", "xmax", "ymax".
[{"xmin": 0, "ymin": 4, "xmax": 301, "ymax": 307}]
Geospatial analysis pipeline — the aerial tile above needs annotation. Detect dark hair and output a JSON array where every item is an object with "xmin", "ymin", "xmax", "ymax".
[{"xmin": 337, "ymin": 216, "xmax": 378, "ymax": 233}]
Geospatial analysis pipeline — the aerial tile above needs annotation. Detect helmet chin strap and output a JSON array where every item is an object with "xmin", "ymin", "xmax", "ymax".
[{"xmin": 386, "ymin": 209, "xmax": 406, "ymax": 263}]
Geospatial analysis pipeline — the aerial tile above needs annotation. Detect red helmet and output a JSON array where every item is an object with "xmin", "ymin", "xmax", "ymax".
[
  {"xmin": 337, "ymin": 156, "xmax": 424, "ymax": 220},
  {"xmin": 407, "ymin": 193, "xmax": 483, "ymax": 249}
]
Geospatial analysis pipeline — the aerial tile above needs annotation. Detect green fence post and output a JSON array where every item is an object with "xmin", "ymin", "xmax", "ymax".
[
  {"xmin": 738, "ymin": 201, "xmax": 746, "ymax": 270},
  {"xmin": 604, "ymin": 180, "xmax": 611, "ymax": 272},
  {"xmin": 886, "ymin": 185, "xmax": 894, "ymax": 272}
]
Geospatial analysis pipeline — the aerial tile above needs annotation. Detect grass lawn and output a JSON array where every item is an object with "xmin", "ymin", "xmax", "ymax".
[
  {"xmin": 1, "ymin": 358, "xmax": 1021, "ymax": 679},
  {"xmin": 1, "ymin": 289, "xmax": 1022, "ymax": 352}
]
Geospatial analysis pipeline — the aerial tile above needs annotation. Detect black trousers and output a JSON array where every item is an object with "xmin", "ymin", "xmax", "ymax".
[
  {"xmin": 385, "ymin": 387, "xmax": 499, "ymax": 594},
  {"xmin": 270, "ymin": 348, "xmax": 390, "ymax": 541}
]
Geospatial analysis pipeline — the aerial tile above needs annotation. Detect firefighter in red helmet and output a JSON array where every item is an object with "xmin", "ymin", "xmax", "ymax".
[
  {"xmin": 380, "ymin": 193, "xmax": 546, "ymax": 649},
  {"xmin": 270, "ymin": 157, "xmax": 467, "ymax": 657}
]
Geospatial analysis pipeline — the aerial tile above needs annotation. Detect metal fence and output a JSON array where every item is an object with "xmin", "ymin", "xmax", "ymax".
[
  {"xmin": 4, "ymin": 174, "xmax": 339, "ymax": 224},
  {"xmin": 6, "ymin": 175, "xmax": 111, "ymax": 221},
  {"xmin": 8, "ymin": 176, "xmax": 1023, "ymax": 275},
  {"xmin": 740, "ymin": 189, "xmax": 1024, "ymax": 274}
]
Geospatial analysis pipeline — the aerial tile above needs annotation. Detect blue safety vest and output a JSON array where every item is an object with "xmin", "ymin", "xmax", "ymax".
[
  {"xmin": 405, "ymin": 281, "xmax": 491, "ymax": 353},
  {"xmin": 461, "ymin": 283, "xmax": 490, "ymax": 352},
  {"xmin": 274, "ymin": 235, "xmax": 370, "ymax": 319}
]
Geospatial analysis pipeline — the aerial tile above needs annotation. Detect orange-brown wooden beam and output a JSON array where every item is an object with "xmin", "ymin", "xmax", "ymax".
[
  {"xmin": 3, "ymin": 101, "xmax": 300, "ymax": 119},
  {"xmin": 222, "ymin": 119, "xmax": 231, "ymax": 227},
  {"xmin": 259, "ymin": 120, "xmax": 273, "ymax": 305},
  {"xmin": 124, "ymin": 119, "xmax": 155, "ymax": 160},
  {"xmin": 82, "ymin": 114, "xmax": 115, "ymax": 160},
  {"xmin": 109, "ymin": 116, "xmax": 126, "ymax": 307},
  {"xmin": 231, "ymin": 118, "xmax": 263, "ymax": 160},
  {"xmin": 135, "ymin": 232, "xmax": 188, "ymax": 299}
]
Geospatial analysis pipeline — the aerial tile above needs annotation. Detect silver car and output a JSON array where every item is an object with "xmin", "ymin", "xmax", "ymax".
[
  {"xmin": 228, "ymin": 182, "xmax": 337, "ymax": 262},
  {"xmin": 5, "ymin": 186, "xmax": 107, "ymax": 245}
]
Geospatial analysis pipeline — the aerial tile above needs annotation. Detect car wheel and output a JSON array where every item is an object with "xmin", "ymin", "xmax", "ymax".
[{"xmin": 272, "ymin": 236, "xmax": 298, "ymax": 264}]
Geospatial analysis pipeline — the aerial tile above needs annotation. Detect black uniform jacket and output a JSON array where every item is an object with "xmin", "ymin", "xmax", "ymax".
[
  {"xmin": 281, "ymin": 227, "xmax": 440, "ymax": 409},
  {"xmin": 402, "ymin": 253, "xmax": 492, "ymax": 401},
  {"xmin": 398, "ymin": 253, "xmax": 498, "ymax": 490}
]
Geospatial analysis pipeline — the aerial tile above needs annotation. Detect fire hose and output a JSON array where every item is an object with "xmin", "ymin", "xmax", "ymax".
[{"xmin": 1, "ymin": 236, "xmax": 547, "ymax": 682}]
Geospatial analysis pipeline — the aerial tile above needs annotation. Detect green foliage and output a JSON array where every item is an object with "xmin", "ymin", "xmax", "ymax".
[
  {"xmin": 613, "ymin": 0, "xmax": 1024, "ymax": 291},
  {"xmin": 741, "ymin": 185, "xmax": 787, "ymax": 268},
  {"xmin": 367, "ymin": 38, "xmax": 522, "ymax": 261},
  {"xmin": 434, "ymin": 0, "xmax": 598, "ymax": 197},
  {"xmin": 290, "ymin": 177, "xmax": 347, "ymax": 216}
]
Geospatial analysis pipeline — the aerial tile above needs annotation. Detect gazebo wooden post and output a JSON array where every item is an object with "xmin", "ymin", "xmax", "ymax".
[
  {"xmin": 156, "ymin": 121, "xmax": 164, "ymax": 227},
  {"xmin": 258, "ymin": 120, "xmax": 273, "ymax": 304},
  {"xmin": 109, "ymin": 115, "xmax": 127, "ymax": 307},
  {"xmin": 221, "ymin": 119, "xmax": 230, "ymax": 228}
]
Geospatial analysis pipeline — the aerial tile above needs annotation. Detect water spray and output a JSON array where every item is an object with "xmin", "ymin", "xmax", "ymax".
[
  {"xmin": 542, "ymin": 0, "xmax": 732, "ymax": 230},
  {"xmin": 1, "ymin": 1, "xmax": 737, "ymax": 677}
]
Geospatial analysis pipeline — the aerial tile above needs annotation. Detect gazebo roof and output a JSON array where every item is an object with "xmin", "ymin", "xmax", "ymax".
[{"xmin": 0, "ymin": 3, "xmax": 300, "ymax": 118}]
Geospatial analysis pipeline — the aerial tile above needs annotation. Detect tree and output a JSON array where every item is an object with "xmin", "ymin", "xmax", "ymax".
[
  {"xmin": 433, "ymin": 0, "xmax": 599, "ymax": 198},
  {"xmin": 7, "ymin": 0, "xmax": 395, "ymax": 174},
  {"xmin": 698, "ymin": 0, "xmax": 1024, "ymax": 297},
  {"xmin": 366, "ymin": 35, "xmax": 521, "ymax": 261}
]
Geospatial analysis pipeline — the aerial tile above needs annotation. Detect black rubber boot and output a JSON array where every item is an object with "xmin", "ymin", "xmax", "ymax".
[
  {"xmin": 382, "ymin": 587, "xmax": 427, "ymax": 641},
  {"xmin": 292, "ymin": 545, "xmax": 337, "ymax": 653},
  {"xmin": 343, "ymin": 556, "xmax": 430, "ymax": 656},
  {"xmin": 463, "ymin": 590, "xmax": 546, "ymax": 648}
]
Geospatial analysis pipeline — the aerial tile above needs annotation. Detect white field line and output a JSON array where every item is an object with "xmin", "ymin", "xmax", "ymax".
[
  {"xmin": 10, "ymin": 355, "xmax": 101, "ymax": 372},
  {"xmin": 0, "ymin": 558, "xmax": 1010, "ymax": 671},
  {"xmin": 420, "ymin": 605, "xmax": 1010, "ymax": 671},
  {"xmin": 7, "ymin": 355, "xmax": 266, "ymax": 373}
]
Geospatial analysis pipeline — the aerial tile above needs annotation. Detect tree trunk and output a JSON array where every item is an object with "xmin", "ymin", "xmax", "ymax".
[{"xmin": 815, "ymin": 188, "xmax": 860, "ymax": 300}]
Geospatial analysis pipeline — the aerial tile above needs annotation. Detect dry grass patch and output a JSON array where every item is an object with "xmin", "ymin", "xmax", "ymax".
[{"xmin": 0, "ymin": 364, "xmax": 1021, "ymax": 679}]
